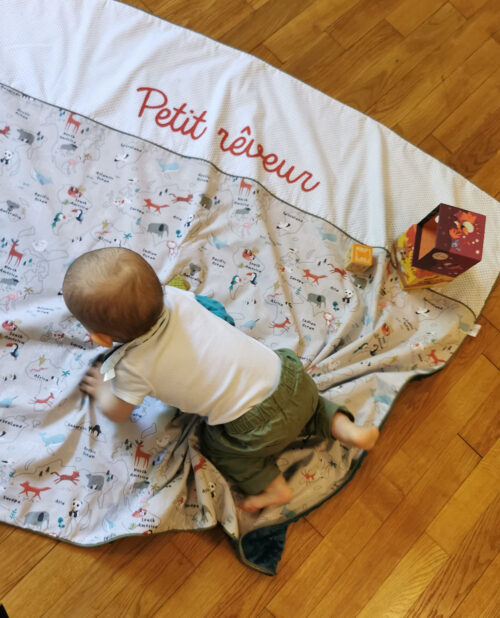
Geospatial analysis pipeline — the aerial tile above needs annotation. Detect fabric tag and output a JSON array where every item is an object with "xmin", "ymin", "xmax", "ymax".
[{"xmin": 467, "ymin": 324, "xmax": 482, "ymax": 337}]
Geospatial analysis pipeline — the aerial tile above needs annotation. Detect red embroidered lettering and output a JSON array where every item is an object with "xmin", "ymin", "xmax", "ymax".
[
  {"xmin": 137, "ymin": 87, "xmax": 207, "ymax": 140},
  {"xmin": 137, "ymin": 87, "xmax": 168, "ymax": 118},
  {"xmin": 189, "ymin": 110, "xmax": 208, "ymax": 140},
  {"xmin": 170, "ymin": 103, "xmax": 188, "ymax": 132},
  {"xmin": 261, "ymin": 153, "xmax": 279, "ymax": 172},
  {"xmin": 217, "ymin": 125, "xmax": 319, "ymax": 192},
  {"xmin": 300, "ymin": 172, "xmax": 320, "ymax": 193},
  {"xmin": 137, "ymin": 88, "xmax": 318, "ymax": 191},
  {"xmin": 218, "ymin": 127, "xmax": 231, "ymax": 152},
  {"xmin": 155, "ymin": 108, "xmax": 171, "ymax": 126}
]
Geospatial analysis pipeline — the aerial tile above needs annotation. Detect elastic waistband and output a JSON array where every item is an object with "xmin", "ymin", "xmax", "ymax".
[{"xmin": 223, "ymin": 348, "xmax": 301, "ymax": 433}]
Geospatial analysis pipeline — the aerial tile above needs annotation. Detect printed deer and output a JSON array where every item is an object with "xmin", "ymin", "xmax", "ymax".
[
  {"xmin": 134, "ymin": 441, "xmax": 151, "ymax": 468},
  {"xmin": 239, "ymin": 178, "xmax": 252, "ymax": 195},
  {"xmin": 65, "ymin": 112, "xmax": 80, "ymax": 134},
  {"xmin": 6, "ymin": 240, "xmax": 23, "ymax": 266}
]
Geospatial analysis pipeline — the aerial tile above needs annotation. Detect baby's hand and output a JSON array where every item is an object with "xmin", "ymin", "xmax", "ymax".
[
  {"xmin": 80, "ymin": 363, "xmax": 105, "ymax": 399},
  {"xmin": 80, "ymin": 362, "xmax": 135, "ymax": 422}
]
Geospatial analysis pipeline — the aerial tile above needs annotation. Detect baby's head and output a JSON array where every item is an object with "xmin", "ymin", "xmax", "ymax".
[{"xmin": 62, "ymin": 247, "xmax": 164, "ymax": 343}]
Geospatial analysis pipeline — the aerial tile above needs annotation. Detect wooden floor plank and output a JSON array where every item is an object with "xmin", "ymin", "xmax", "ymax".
[
  {"xmin": 337, "ymin": 3, "xmax": 466, "ymax": 113},
  {"xmin": 407, "ymin": 492, "xmax": 500, "ymax": 617},
  {"xmin": 151, "ymin": 538, "xmax": 264, "ymax": 615},
  {"xmin": 268, "ymin": 474, "xmax": 402, "ymax": 617},
  {"xmin": 459, "ymin": 380, "xmax": 500, "ymax": 456},
  {"xmin": 396, "ymin": 356, "xmax": 498, "ymax": 470},
  {"xmin": 396, "ymin": 37, "xmax": 500, "ymax": 147},
  {"xmin": 170, "ymin": 526, "xmax": 225, "ymax": 567},
  {"xmin": 482, "ymin": 286, "xmax": 500, "ymax": 333},
  {"xmin": 280, "ymin": 34, "xmax": 344, "ymax": 92},
  {"xmin": 450, "ymin": 106, "xmax": 500, "ymax": 176},
  {"xmin": 151, "ymin": 518, "xmax": 323, "ymax": 617},
  {"xmin": 386, "ymin": 0, "xmax": 447, "ymax": 37},
  {"xmin": 433, "ymin": 68, "xmax": 500, "ymax": 152},
  {"xmin": 245, "ymin": 0, "xmax": 270, "ymax": 9},
  {"xmin": 245, "ymin": 0, "xmax": 269, "ymax": 10},
  {"xmin": 0, "ymin": 529, "xmax": 55, "ymax": 598},
  {"xmin": 84, "ymin": 538, "xmax": 193, "ymax": 617},
  {"xmin": 204, "ymin": 519, "xmax": 323, "ymax": 617},
  {"xmin": 43, "ymin": 536, "xmax": 192, "ymax": 618},
  {"xmin": 284, "ymin": 20, "xmax": 403, "ymax": 100},
  {"xmin": 2, "ymin": 541, "xmax": 108, "ymax": 617},
  {"xmin": 417, "ymin": 134, "xmax": 453, "ymax": 164},
  {"xmin": 220, "ymin": 0, "xmax": 316, "ymax": 52},
  {"xmin": 131, "ymin": 0, "xmax": 155, "ymax": 12},
  {"xmin": 0, "ymin": 523, "xmax": 14, "ymax": 544},
  {"xmin": 369, "ymin": 11, "xmax": 500, "ymax": 128},
  {"xmin": 327, "ymin": 0, "xmax": 402, "ymax": 50},
  {"xmin": 427, "ymin": 437, "xmax": 500, "ymax": 554},
  {"xmin": 471, "ymin": 148, "xmax": 500, "ymax": 198},
  {"xmin": 251, "ymin": 43, "xmax": 284, "ymax": 68},
  {"xmin": 481, "ymin": 315, "xmax": 500, "ymax": 367},
  {"xmin": 451, "ymin": 0, "xmax": 491, "ymax": 18},
  {"xmin": 267, "ymin": 535, "xmax": 347, "ymax": 618},
  {"xmin": 154, "ymin": 0, "xmax": 253, "ymax": 41},
  {"xmin": 452, "ymin": 552, "xmax": 500, "ymax": 617},
  {"xmin": 263, "ymin": 0, "xmax": 358, "ymax": 63},
  {"xmin": 357, "ymin": 533, "xmax": 448, "ymax": 617},
  {"xmin": 307, "ymin": 436, "xmax": 479, "ymax": 617}
]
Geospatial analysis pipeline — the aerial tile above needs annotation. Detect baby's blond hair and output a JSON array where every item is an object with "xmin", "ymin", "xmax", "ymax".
[{"xmin": 62, "ymin": 248, "xmax": 164, "ymax": 342}]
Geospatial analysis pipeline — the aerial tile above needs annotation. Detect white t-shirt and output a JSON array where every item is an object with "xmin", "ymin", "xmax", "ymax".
[{"xmin": 101, "ymin": 287, "xmax": 281, "ymax": 425}]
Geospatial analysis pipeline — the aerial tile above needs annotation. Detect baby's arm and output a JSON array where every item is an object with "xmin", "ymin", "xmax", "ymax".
[{"xmin": 80, "ymin": 363, "xmax": 135, "ymax": 422}]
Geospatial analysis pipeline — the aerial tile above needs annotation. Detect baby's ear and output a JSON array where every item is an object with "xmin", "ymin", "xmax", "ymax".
[{"xmin": 90, "ymin": 333, "xmax": 114, "ymax": 348}]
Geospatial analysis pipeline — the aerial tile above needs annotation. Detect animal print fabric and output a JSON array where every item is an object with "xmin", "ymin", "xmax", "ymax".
[{"xmin": 0, "ymin": 83, "xmax": 474, "ymax": 558}]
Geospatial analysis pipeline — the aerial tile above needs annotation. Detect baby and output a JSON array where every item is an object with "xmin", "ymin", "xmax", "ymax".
[{"xmin": 62, "ymin": 247, "xmax": 379, "ymax": 512}]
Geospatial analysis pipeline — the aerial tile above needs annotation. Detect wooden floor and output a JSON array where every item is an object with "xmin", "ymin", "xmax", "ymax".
[{"xmin": 1, "ymin": 1, "xmax": 499, "ymax": 616}]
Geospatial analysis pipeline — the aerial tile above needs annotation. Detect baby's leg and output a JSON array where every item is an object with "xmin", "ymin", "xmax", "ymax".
[
  {"xmin": 239, "ymin": 474, "xmax": 292, "ymax": 513},
  {"xmin": 330, "ymin": 411, "xmax": 379, "ymax": 450}
]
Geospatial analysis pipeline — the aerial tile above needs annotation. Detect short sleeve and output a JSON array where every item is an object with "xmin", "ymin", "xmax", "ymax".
[{"xmin": 111, "ymin": 358, "xmax": 153, "ymax": 407}]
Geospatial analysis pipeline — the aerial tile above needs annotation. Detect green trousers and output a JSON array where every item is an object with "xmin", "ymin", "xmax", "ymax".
[{"xmin": 200, "ymin": 348, "xmax": 352, "ymax": 494}]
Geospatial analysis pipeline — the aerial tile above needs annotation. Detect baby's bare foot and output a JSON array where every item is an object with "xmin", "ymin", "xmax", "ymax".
[
  {"xmin": 350, "ymin": 425, "xmax": 379, "ymax": 450},
  {"xmin": 239, "ymin": 474, "xmax": 292, "ymax": 513},
  {"xmin": 330, "ymin": 412, "xmax": 380, "ymax": 450}
]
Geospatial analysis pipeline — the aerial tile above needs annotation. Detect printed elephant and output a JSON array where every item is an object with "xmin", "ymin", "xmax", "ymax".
[{"xmin": 24, "ymin": 510, "xmax": 50, "ymax": 530}]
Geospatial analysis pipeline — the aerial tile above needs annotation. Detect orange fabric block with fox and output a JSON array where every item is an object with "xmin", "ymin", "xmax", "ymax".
[{"xmin": 345, "ymin": 243, "xmax": 373, "ymax": 273}]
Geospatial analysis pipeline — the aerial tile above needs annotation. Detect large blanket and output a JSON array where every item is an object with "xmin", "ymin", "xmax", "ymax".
[{"xmin": 0, "ymin": 0, "xmax": 498, "ymax": 574}]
